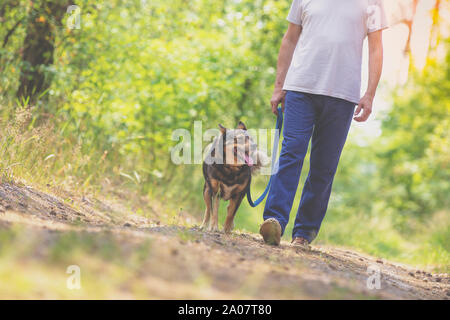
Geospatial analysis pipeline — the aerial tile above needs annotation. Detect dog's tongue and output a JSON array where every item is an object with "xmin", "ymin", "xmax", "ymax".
[{"xmin": 244, "ymin": 154, "xmax": 253, "ymax": 167}]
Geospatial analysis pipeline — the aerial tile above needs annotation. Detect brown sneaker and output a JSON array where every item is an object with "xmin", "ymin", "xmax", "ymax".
[
  {"xmin": 291, "ymin": 237, "xmax": 310, "ymax": 250},
  {"xmin": 259, "ymin": 218, "xmax": 282, "ymax": 246}
]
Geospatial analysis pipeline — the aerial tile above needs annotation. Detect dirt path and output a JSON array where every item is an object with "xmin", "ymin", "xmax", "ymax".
[{"xmin": 0, "ymin": 182, "xmax": 448, "ymax": 299}]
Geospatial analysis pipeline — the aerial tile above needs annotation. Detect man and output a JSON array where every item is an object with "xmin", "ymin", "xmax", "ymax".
[{"xmin": 260, "ymin": 0, "xmax": 388, "ymax": 247}]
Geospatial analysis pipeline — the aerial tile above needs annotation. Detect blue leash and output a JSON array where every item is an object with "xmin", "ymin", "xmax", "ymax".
[{"xmin": 247, "ymin": 107, "xmax": 283, "ymax": 207}]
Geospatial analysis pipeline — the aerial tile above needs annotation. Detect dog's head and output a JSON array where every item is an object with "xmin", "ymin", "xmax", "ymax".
[{"xmin": 217, "ymin": 122, "xmax": 268, "ymax": 172}]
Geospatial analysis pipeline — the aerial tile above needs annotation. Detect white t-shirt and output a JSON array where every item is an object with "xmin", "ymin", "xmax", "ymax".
[{"xmin": 283, "ymin": 0, "xmax": 388, "ymax": 104}]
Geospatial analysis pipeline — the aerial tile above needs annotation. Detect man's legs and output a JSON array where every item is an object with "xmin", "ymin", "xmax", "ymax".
[
  {"xmin": 263, "ymin": 91, "xmax": 317, "ymax": 234},
  {"xmin": 292, "ymin": 95, "xmax": 355, "ymax": 242}
]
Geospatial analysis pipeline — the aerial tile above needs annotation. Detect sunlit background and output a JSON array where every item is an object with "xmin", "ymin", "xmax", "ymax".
[
  {"xmin": 0, "ymin": 0, "xmax": 448, "ymax": 298},
  {"xmin": 359, "ymin": 0, "xmax": 450, "ymax": 143}
]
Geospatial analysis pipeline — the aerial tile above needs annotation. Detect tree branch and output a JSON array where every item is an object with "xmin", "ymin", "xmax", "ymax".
[{"xmin": 2, "ymin": 18, "xmax": 23, "ymax": 48}]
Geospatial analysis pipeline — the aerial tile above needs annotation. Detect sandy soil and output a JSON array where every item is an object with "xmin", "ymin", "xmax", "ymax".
[{"xmin": 0, "ymin": 182, "xmax": 448, "ymax": 299}]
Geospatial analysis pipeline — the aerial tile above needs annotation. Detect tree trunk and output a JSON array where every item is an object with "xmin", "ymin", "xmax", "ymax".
[
  {"xmin": 17, "ymin": 0, "xmax": 68, "ymax": 104},
  {"xmin": 404, "ymin": 0, "xmax": 419, "ymax": 72}
]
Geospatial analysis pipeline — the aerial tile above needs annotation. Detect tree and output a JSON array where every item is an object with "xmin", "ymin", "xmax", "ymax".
[{"xmin": 17, "ymin": 0, "xmax": 69, "ymax": 104}]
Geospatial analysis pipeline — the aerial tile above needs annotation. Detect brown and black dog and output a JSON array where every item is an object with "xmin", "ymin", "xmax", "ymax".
[{"xmin": 201, "ymin": 122, "xmax": 267, "ymax": 233}]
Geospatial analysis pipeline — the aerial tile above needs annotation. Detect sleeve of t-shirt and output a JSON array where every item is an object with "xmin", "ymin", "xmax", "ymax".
[
  {"xmin": 367, "ymin": 0, "xmax": 388, "ymax": 34},
  {"xmin": 287, "ymin": 0, "xmax": 303, "ymax": 26}
]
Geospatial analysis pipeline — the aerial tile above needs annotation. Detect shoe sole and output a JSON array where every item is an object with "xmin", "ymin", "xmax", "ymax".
[
  {"xmin": 259, "ymin": 219, "xmax": 281, "ymax": 246},
  {"xmin": 291, "ymin": 243, "xmax": 311, "ymax": 251}
]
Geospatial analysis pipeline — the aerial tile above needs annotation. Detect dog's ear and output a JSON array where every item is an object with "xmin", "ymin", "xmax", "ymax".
[
  {"xmin": 237, "ymin": 121, "xmax": 247, "ymax": 131},
  {"xmin": 218, "ymin": 124, "xmax": 227, "ymax": 134}
]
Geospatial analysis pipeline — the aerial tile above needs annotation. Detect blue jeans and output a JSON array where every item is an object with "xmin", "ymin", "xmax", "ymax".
[{"xmin": 263, "ymin": 91, "xmax": 355, "ymax": 242}]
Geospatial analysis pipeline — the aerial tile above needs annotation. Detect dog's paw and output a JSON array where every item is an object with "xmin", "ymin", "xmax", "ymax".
[
  {"xmin": 223, "ymin": 222, "xmax": 234, "ymax": 234},
  {"xmin": 209, "ymin": 226, "xmax": 219, "ymax": 233}
]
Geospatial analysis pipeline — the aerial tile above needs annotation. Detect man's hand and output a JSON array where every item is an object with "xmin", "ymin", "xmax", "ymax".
[
  {"xmin": 354, "ymin": 94, "xmax": 373, "ymax": 122},
  {"xmin": 355, "ymin": 30, "xmax": 383, "ymax": 122},
  {"xmin": 271, "ymin": 89, "xmax": 286, "ymax": 116}
]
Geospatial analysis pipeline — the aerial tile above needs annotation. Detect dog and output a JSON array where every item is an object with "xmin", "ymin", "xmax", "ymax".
[{"xmin": 201, "ymin": 121, "xmax": 267, "ymax": 233}]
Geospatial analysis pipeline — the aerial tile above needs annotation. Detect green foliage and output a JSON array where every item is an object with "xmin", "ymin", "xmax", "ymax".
[{"xmin": 375, "ymin": 51, "xmax": 450, "ymax": 218}]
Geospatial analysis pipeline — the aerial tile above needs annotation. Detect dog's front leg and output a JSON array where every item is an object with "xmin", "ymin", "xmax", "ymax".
[
  {"xmin": 223, "ymin": 193, "xmax": 244, "ymax": 234},
  {"xmin": 200, "ymin": 185, "xmax": 212, "ymax": 230},
  {"xmin": 209, "ymin": 193, "xmax": 220, "ymax": 232}
]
